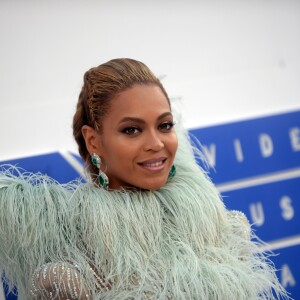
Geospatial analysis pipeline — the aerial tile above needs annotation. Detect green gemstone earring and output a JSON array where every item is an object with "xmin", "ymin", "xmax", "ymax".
[
  {"xmin": 168, "ymin": 165, "xmax": 176, "ymax": 180},
  {"xmin": 91, "ymin": 153, "xmax": 109, "ymax": 190}
]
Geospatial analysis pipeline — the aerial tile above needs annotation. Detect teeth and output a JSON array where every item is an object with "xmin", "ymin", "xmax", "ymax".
[{"xmin": 144, "ymin": 161, "xmax": 163, "ymax": 167}]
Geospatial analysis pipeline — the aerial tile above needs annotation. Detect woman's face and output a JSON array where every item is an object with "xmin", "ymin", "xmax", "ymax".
[{"xmin": 83, "ymin": 84, "xmax": 178, "ymax": 190}]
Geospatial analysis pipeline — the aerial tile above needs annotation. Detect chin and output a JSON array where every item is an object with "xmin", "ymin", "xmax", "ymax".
[{"xmin": 139, "ymin": 177, "xmax": 168, "ymax": 191}]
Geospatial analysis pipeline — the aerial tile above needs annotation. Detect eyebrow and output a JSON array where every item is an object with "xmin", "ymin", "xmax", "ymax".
[{"xmin": 119, "ymin": 112, "xmax": 173, "ymax": 124}]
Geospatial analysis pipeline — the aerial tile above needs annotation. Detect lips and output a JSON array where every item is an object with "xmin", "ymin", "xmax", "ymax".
[{"xmin": 138, "ymin": 157, "xmax": 167, "ymax": 172}]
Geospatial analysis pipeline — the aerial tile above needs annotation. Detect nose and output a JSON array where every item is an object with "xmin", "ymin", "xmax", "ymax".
[{"xmin": 143, "ymin": 130, "xmax": 164, "ymax": 152}]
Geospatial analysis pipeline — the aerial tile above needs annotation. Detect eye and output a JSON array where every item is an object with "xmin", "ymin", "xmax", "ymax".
[
  {"xmin": 121, "ymin": 127, "xmax": 141, "ymax": 135},
  {"xmin": 159, "ymin": 121, "xmax": 175, "ymax": 132}
]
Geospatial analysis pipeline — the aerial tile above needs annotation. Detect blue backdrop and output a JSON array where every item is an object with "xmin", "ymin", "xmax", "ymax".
[{"xmin": 190, "ymin": 110, "xmax": 300, "ymax": 299}]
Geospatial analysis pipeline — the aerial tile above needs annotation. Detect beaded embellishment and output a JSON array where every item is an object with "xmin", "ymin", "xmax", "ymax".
[{"xmin": 30, "ymin": 262, "xmax": 90, "ymax": 299}]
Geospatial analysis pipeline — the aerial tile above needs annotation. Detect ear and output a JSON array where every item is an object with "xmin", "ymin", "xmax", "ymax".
[{"xmin": 81, "ymin": 125, "xmax": 102, "ymax": 155}]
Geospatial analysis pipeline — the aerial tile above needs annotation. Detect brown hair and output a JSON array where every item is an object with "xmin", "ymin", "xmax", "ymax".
[{"xmin": 72, "ymin": 58, "xmax": 170, "ymax": 176}]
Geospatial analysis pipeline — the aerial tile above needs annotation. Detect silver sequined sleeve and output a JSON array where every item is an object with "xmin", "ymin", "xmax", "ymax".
[{"xmin": 30, "ymin": 262, "xmax": 90, "ymax": 300}]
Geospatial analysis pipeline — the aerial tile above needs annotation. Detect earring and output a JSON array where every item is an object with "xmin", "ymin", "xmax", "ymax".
[
  {"xmin": 168, "ymin": 165, "xmax": 176, "ymax": 180},
  {"xmin": 91, "ymin": 153, "xmax": 109, "ymax": 190}
]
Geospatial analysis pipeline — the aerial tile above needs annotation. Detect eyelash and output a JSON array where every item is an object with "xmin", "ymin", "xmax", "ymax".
[
  {"xmin": 121, "ymin": 122, "xmax": 175, "ymax": 136},
  {"xmin": 159, "ymin": 121, "xmax": 176, "ymax": 132}
]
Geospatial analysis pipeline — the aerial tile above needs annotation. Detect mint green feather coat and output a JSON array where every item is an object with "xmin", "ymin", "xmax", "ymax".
[{"xmin": 0, "ymin": 126, "xmax": 289, "ymax": 299}]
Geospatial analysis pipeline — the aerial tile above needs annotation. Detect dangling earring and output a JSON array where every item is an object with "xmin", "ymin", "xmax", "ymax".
[
  {"xmin": 168, "ymin": 165, "xmax": 176, "ymax": 180},
  {"xmin": 91, "ymin": 153, "xmax": 109, "ymax": 190}
]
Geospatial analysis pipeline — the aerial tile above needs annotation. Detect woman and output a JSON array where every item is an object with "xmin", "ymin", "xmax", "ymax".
[{"xmin": 0, "ymin": 58, "xmax": 289, "ymax": 299}]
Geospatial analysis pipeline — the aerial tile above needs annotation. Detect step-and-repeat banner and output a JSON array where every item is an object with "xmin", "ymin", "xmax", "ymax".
[
  {"xmin": 190, "ymin": 110, "xmax": 300, "ymax": 299},
  {"xmin": 1, "ymin": 110, "xmax": 299, "ymax": 299}
]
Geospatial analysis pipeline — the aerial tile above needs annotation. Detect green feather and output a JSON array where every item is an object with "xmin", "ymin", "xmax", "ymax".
[{"xmin": 0, "ymin": 124, "xmax": 289, "ymax": 299}]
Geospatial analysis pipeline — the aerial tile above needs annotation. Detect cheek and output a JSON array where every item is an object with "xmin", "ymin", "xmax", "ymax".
[
  {"xmin": 169, "ymin": 134, "xmax": 178, "ymax": 155},
  {"xmin": 108, "ymin": 140, "xmax": 140, "ymax": 163}
]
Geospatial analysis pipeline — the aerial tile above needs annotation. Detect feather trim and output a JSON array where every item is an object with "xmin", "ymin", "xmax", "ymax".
[{"xmin": 0, "ymin": 127, "xmax": 290, "ymax": 299}]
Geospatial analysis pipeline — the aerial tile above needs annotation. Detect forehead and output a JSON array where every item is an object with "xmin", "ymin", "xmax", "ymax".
[{"xmin": 109, "ymin": 85, "xmax": 171, "ymax": 117}]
